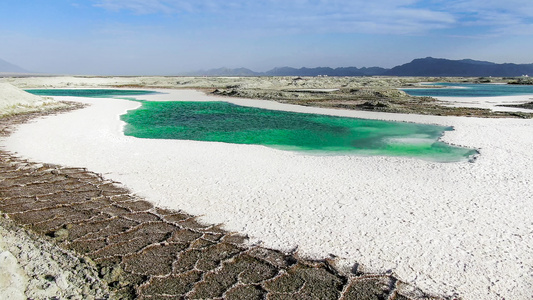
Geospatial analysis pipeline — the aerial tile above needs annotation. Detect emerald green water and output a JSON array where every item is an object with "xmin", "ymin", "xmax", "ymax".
[
  {"xmin": 121, "ymin": 101, "xmax": 477, "ymax": 162},
  {"xmin": 26, "ymin": 89, "xmax": 156, "ymax": 98},
  {"xmin": 25, "ymin": 89, "xmax": 477, "ymax": 161}
]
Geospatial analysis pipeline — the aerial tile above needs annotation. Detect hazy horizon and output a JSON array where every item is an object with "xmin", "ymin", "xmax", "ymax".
[{"xmin": 2, "ymin": 0, "xmax": 533, "ymax": 75}]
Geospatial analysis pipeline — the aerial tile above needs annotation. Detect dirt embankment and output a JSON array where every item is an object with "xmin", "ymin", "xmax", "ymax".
[{"xmin": 4, "ymin": 75, "xmax": 532, "ymax": 118}]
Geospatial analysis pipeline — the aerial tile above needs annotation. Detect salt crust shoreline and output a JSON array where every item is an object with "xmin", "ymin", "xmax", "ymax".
[{"xmin": 3, "ymin": 89, "xmax": 533, "ymax": 299}]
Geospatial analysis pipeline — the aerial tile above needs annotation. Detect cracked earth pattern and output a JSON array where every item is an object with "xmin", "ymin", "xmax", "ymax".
[{"xmin": 0, "ymin": 108, "xmax": 447, "ymax": 299}]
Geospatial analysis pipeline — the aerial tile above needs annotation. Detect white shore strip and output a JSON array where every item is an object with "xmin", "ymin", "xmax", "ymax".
[
  {"xmin": 437, "ymin": 94, "xmax": 533, "ymax": 113},
  {"xmin": 3, "ymin": 89, "xmax": 533, "ymax": 299}
]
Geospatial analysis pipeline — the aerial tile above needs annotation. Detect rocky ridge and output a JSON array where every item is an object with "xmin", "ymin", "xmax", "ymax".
[{"xmin": 4, "ymin": 75, "xmax": 532, "ymax": 118}]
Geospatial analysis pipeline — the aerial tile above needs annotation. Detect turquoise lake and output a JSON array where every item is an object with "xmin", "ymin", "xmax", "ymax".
[
  {"xmin": 402, "ymin": 83, "xmax": 533, "ymax": 97},
  {"xmin": 26, "ymin": 89, "xmax": 157, "ymax": 98},
  {"xmin": 27, "ymin": 89, "xmax": 477, "ymax": 162}
]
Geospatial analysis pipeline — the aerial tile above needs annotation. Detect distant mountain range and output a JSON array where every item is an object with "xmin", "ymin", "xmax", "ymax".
[
  {"xmin": 0, "ymin": 58, "xmax": 29, "ymax": 73},
  {"xmin": 188, "ymin": 57, "xmax": 533, "ymax": 77},
  {"xmin": 384, "ymin": 57, "xmax": 533, "ymax": 77},
  {"xmin": 2, "ymin": 57, "xmax": 533, "ymax": 77}
]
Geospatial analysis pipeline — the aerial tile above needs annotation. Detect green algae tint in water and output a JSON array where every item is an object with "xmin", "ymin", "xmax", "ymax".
[
  {"xmin": 121, "ymin": 101, "xmax": 477, "ymax": 162},
  {"xmin": 26, "ymin": 89, "xmax": 156, "ymax": 98}
]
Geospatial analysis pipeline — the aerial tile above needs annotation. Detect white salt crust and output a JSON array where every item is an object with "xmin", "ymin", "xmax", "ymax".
[{"xmin": 3, "ymin": 88, "xmax": 533, "ymax": 299}]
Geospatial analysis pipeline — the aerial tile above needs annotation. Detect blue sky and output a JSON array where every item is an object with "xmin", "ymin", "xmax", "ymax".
[{"xmin": 1, "ymin": 0, "xmax": 533, "ymax": 75}]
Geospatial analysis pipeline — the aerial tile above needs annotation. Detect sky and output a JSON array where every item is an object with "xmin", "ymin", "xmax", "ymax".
[{"xmin": 1, "ymin": 0, "xmax": 533, "ymax": 75}]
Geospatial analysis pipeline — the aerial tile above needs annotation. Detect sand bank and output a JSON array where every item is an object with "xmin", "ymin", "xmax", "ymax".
[
  {"xmin": 3, "ymin": 89, "xmax": 533, "ymax": 299},
  {"xmin": 0, "ymin": 83, "xmax": 65, "ymax": 116}
]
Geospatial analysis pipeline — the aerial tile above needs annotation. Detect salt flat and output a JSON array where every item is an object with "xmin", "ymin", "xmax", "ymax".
[
  {"xmin": 3, "ymin": 88, "xmax": 533, "ymax": 299},
  {"xmin": 438, "ymin": 94, "xmax": 533, "ymax": 113}
]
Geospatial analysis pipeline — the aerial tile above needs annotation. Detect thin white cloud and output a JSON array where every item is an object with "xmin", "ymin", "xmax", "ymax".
[
  {"xmin": 440, "ymin": 0, "xmax": 533, "ymax": 35},
  {"xmin": 92, "ymin": 0, "xmax": 533, "ymax": 36},
  {"xmin": 92, "ymin": 0, "xmax": 457, "ymax": 35},
  {"xmin": 95, "ymin": 0, "xmax": 184, "ymax": 14},
  {"xmin": 94, "ymin": 0, "xmax": 237, "ymax": 14}
]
